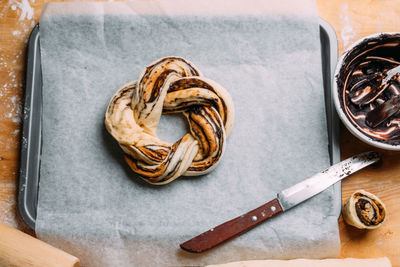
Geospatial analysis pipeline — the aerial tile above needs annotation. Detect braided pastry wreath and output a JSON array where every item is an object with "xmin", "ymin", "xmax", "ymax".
[{"xmin": 105, "ymin": 57, "xmax": 234, "ymax": 185}]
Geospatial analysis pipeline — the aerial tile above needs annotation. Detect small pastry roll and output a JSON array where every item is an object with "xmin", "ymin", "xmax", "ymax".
[{"xmin": 342, "ymin": 189, "xmax": 386, "ymax": 229}]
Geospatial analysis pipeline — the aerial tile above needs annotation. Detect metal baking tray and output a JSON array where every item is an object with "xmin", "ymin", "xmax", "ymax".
[{"xmin": 18, "ymin": 19, "xmax": 340, "ymax": 230}]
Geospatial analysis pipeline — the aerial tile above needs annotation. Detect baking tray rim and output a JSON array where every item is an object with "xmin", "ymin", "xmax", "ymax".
[{"xmin": 18, "ymin": 18, "xmax": 340, "ymax": 230}]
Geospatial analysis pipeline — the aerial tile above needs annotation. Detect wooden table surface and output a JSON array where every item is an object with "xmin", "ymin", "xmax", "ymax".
[{"xmin": 1, "ymin": 0, "xmax": 400, "ymax": 265}]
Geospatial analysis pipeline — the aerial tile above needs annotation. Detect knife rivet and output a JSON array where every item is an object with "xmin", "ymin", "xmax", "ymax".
[
  {"xmin": 270, "ymin": 206, "xmax": 276, "ymax": 212},
  {"xmin": 251, "ymin": 216, "xmax": 258, "ymax": 222}
]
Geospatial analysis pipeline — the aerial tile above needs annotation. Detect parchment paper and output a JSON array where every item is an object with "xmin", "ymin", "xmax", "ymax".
[{"xmin": 36, "ymin": 1, "xmax": 340, "ymax": 266}]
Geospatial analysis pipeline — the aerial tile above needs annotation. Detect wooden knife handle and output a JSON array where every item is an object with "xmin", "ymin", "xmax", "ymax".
[
  {"xmin": 0, "ymin": 222, "xmax": 80, "ymax": 267},
  {"xmin": 180, "ymin": 198, "xmax": 283, "ymax": 253}
]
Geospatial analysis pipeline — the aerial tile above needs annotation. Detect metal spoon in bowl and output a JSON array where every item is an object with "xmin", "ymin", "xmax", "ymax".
[
  {"xmin": 381, "ymin": 65, "xmax": 400, "ymax": 87},
  {"xmin": 365, "ymin": 65, "xmax": 400, "ymax": 128},
  {"xmin": 366, "ymin": 94, "xmax": 400, "ymax": 128}
]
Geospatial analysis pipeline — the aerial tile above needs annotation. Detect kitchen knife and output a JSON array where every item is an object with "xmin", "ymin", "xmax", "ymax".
[{"xmin": 180, "ymin": 151, "xmax": 380, "ymax": 253}]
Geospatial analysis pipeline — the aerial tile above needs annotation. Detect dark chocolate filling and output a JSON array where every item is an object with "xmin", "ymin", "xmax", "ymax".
[
  {"xmin": 337, "ymin": 34, "xmax": 400, "ymax": 145},
  {"xmin": 354, "ymin": 192, "xmax": 385, "ymax": 226}
]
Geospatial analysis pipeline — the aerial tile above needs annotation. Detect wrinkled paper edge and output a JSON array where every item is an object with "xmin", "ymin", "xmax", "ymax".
[{"xmin": 41, "ymin": 0, "xmax": 318, "ymax": 18}]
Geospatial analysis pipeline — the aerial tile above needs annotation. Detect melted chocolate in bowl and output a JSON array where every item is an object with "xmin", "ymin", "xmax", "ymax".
[{"xmin": 337, "ymin": 33, "xmax": 400, "ymax": 146}]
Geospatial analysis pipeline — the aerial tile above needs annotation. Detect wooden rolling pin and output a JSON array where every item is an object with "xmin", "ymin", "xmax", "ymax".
[{"xmin": 0, "ymin": 222, "xmax": 79, "ymax": 267}]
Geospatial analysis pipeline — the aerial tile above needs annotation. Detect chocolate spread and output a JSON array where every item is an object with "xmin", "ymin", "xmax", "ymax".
[{"xmin": 337, "ymin": 34, "xmax": 400, "ymax": 145}]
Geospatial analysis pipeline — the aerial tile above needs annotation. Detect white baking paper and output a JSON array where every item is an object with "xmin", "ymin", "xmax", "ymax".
[{"xmin": 36, "ymin": 1, "xmax": 340, "ymax": 266}]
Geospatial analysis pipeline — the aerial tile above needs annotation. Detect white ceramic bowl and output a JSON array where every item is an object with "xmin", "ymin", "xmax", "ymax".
[{"xmin": 333, "ymin": 32, "xmax": 400, "ymax": 150}]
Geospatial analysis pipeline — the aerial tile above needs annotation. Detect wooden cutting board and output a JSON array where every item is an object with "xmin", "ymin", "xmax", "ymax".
[
  {"xmin": 317, "ymin": 0, "xmax": 400, "ymax": 264},
  {"xmin": 0, "ymin": 0, "xmax": 399, "ymax": 265}
]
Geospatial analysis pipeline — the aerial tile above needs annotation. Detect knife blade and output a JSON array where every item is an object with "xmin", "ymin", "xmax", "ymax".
[{"xmin": 180, "ymin": 151, "xmax": 380, "ymax": 253}]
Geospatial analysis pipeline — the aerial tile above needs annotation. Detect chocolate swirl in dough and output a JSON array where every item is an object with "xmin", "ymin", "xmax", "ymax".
[
  {"xmin": 105, "ymin": 57, "xmax": 234, "ymax": 185},
  {"xmin": 337, "ymin": 34, "xmax": 400, "ymax": 145},
  {"xmin": 342, "ymin": 189, "xmax": 386, "ymax": 229}
]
